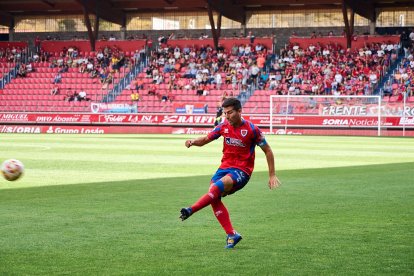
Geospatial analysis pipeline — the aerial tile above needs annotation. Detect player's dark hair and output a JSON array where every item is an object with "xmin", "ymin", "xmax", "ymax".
[{"xmin": 222, "ymin": 97, "xmax": 241, "ymax": 110}]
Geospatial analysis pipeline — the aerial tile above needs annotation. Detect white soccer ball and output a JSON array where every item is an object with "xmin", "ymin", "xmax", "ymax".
[{"xmin": 1, "ymin": 159, "xmax": 24, "ymax": 181}]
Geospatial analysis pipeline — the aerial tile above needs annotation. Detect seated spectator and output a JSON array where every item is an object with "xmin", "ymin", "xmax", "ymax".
[
  {"xmin": 199, "ymin": 33, "xmax": 208, "ymax": 39},
  {"xmin": 202, "ymin": 87, "xmax": 209, "ymax": 96},
  {"xmin": 196, "ymin": 84, "xmax": 205, "ymax": 96},
  {"xmin": 86, "ymin": 61, "xmax": 94, "ymax": 72},
  {"xmin": 26, "ymin": 63, "xmax": 33, "ymax": 73},
  {"xmin": 131, "ymin": 91, "xmax": 140, "ymax": 102},
  {"xmin": 148, "ymin": 84, "xmax": 157, "ymax": 95},
  {"xmin": 112, "ymin": 56, "xmax": 125, "ymax": 72},
  {"xmin": 58, "ymin": 63, "xmax": 69, "ymax": 73},
  {"xmin": 77, "ymin": 90, "xmax": 89, "ymax": 101},
  {"xmin": 17, "ymin": 64, "xmax": 27, "ymax": 77},
  {"xmin": 33, "ymin": 53, "xmax": 39, "ymax": 62},
  {"xmin": 52, "ymin": 73, "xmax": 62, "ymax": 84},
  {"xmin": 161, "ymin": 95, "xmax": 169, "ymax": 102},
  {"xmin": 101, "ymin": 73, "xmax": 113, "ymax": 89},
  {"xmin": 268, "ymin": 78, "xmax": 278, "ymax": 90},
  {"xmin": 135, "ymin": 79, "xmax": 144, "ymax": 91},
  {"xmin": 79, "ymin": 62, "xmax": 86, "ymax": 73},
  {"xmin": 369, "ymin": 71, "xmax": 378, "ymax": 87},
  {"xmin": 51, "ymin": 85, "xmax": 60, "ymax": 95},
  {"xmin": 167, "ymin": 90, "xmax": 175, "ymax": 102},
  {"xmin": 65, "ymin": 91, "xmax": 77, "ymax": 102}
]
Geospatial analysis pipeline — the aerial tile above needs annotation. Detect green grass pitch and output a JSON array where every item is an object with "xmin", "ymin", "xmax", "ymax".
[{"xmin": 0, "ymin": 134, "xmax": 413, "ymax": 275}]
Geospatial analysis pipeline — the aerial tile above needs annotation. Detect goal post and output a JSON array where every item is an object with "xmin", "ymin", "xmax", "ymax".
[{"xmin": 269, "ymin": 95, "xmax": 382, "ymax": 136}]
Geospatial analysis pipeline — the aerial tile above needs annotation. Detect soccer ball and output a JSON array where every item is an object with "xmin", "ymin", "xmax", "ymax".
[{"xmin": 1, "ymin": 159, "xmax": 24, "ymax": 181}]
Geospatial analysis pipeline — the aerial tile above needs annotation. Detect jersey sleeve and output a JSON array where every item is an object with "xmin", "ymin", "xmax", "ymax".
[
  {"xmin": 208, "ymin": 124, "xmax": 222, "ymax": 140},
  {"xmin": 254, "ymin": 125, "xmax": 268, "ymax": 147}
]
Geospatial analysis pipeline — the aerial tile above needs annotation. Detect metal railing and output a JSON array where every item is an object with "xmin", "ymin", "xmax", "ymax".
[{"xmin": 101, "ymin": 57, "xmax": 148, "ymax": 103}]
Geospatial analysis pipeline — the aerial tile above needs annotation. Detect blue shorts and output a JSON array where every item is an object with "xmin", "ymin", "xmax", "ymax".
[{"xmin": 211, "ymin": 168, "xmax": 250, "ymax": 196}]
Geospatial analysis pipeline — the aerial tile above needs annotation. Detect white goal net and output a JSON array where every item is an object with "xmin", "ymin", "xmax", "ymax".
[{"xmin": 270, "ymin": 95, "xmax": 382, "ymax": 136}]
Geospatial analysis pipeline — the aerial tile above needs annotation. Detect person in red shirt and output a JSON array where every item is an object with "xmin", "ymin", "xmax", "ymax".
[
  {"xmin": 180, "ymin": 97, "xmax": 281, "ymax": 248},
  {"xmin": 34, "ymin": 36, "xmax": 41, "ymax": 53}
]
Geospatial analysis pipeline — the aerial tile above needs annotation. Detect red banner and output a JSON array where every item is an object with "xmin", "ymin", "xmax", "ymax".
[
  {"xmin": 2, "ymin": 124, "xmax": 414, "ymax": 137},
  {"xmin": 0, "ymin": 113, "xmax": 413, "ymax": 128}
]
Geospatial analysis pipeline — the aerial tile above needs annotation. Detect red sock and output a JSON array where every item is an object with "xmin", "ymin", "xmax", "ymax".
[
  {"xmin": 211, "ymin": 200, "xmax": 235, "ymax": 235},
  {"xmin": 191, "ymin": 185, "xmax": 222, "ymax": 213}
]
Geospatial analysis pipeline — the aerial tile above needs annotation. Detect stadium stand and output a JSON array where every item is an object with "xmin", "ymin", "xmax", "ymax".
[
  {"xmin": 0, "ymin": 45, "xmax": 132, "ymax": 112},
  {"xmin": 0, "ymin": 34, "xmax": 410, "ymax": 115}
]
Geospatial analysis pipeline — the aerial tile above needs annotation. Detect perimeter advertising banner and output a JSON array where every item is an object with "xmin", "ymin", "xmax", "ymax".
[
  {"xmin": 90, "ymin": 102, "xmax": 137, "ymax": 113},
  {"xmin": 173, "ymin": 102, "xmax": 208, "ymax": 114},
  {"xmin": 0, "ymin": 113, "xmax": 413, "ymax": 128},
  {"xmin": 1, "ymin": 124, "xmax": 413, "ymax": 136}
]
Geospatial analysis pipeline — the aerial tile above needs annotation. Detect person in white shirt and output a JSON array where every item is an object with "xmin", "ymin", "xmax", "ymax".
[
  {"xmin": 86, "ymin": 62, "xmax": 94, "ymax": 72},
  {"xmin": 409, "ymin": 31, "xmax": 414, "ymax": 42},
  {"xmin": 78, "ymin": 90, "xmax": 88, "ymax": 101},
  {"xmin": 174, "ymin": 49, "xmax": 181, "ymax": 60},
  {"xmin": 308, "ymin": 44, "xmax": 316, "ymax": 52},
  {"xmin": 244, "ymin": 44, "xmax": 251, "ymax": 56},
  {"xmin": 334, "ymin": 73, "xmax": 343, "ymax": 84},
  {"xmin": 401, "ymin": 72, "xmax": 409, "ymax": 81},
  {"xmin": 250, "ymin": 64, "xmax": 260, "ymax": 79},
  {"xmin": 369, "ymin": 72, "xmax": 378, "ymax": 86},
  {"xmin": 386, "ymin": 44, "xmax": 394, "ymax": 53},
  {"xmin": 255, "ymin": 44, "xmax": 263, "ymax": 52},
  {"xmin": 215, "ymin": 72, "xmax": 222, "ymax": 89},
  {"xmin": 96, "ymin": 52, "xmax": 104, "ymax": 60},
  {"xmin": 409, "ymin": 60, "xmax": 414, "ymax": 69},
  {"xmin": 322, "ymin": 48, "xmax": 330, "ymax": 56},
  {"xmin": 268, "ymin": 79, "xmax": 278, "ymax": 90}
]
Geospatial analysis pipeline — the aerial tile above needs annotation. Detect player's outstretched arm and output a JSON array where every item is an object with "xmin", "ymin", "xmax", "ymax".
[
  {"xmin": 185, "ymin": 136, "xmax": 212, "ymax": 148},
  {"xmin": 260, "ymin": 143, "xmax": 281, "ymax": 190}
]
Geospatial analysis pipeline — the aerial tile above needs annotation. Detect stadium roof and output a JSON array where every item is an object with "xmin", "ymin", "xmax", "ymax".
[{"xmin": 0, "ymin": 0, "xmax": 413, "ymax": 29}]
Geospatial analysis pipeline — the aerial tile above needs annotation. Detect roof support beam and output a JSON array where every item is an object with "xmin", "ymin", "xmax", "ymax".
[
  {"xmin": 342, "ymin": 1, "xmax": 355, "ymax": 49},
  {"xmin": 81, "ymin": 4, "xmax": 99, "ymax": 52},
  {"xmin": 207, "ymin": 3, "xmax": 222, "ymax": 49},
  {"xmin": 0, "ymin": 11, "xmax": 13, "ymax": 28},
  {"xmin": 76, "ymin": 0, "xmax": 125, "ymax": 26},
  {"xmin": 41, "ymin": 0, "xmax": 55, "ymax": 8},
  {"xmin": 344, "ymin": 0, "xmax": 375, "ymax": 22},
  {"xmin": 207, "ymin": 0, "xmax": 245, "ymax": 23}
]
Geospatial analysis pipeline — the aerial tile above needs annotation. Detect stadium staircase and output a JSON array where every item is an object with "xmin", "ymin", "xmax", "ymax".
[
  {"xmin": 111, "ymin": 70, "xmax": 245, "ymax": 113},
  {"xmin": 101, "ymin": 59, "xmax": 147, "ymax": 103},
  {"xmin": 374, "ymin": 50, "xmax": 404, "ymax": 96},
  {"xmin": 0, "ymin": 61, "xmax": 18, "ymax": 89}
]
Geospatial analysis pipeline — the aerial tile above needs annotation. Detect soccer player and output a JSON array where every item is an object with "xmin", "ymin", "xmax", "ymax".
[{"xmin": 180, "ymin": 97, "xmax": 281, "ymax": 249}]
